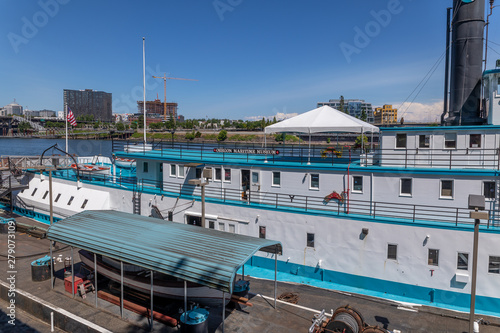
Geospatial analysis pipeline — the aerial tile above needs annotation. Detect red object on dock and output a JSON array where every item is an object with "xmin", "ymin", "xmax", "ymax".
[{"xmin": 64, "ymin": 276, "xmax": 83, "ymax": 294}]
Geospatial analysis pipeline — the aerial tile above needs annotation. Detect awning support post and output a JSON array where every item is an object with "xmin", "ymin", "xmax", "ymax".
[
  {"xmin": 274, "ymin": 247, "xmax": 278, "ymax": 309},
  {"xmin": 184, "ymin": 280, "xmax": 187, "ymax": 314},
  {"xmin": 307, "ymin": 133, "xmax": 311, "ymax": 165},
  {"xmin": 94, "ymin": 253, "xmax": 98, "ymax": 308},
  {"xmin": 222, "ymin": 291, "xmax": 225, "ymax": 333},
  {"xmin": 264, "ymin": 133, "xmax": 268, "ymax": 163},
  {"xmin": 242, "ymin": 265, "xmax": 244, "ymax": 281},
  {"xmin": 150, "ymin": 270, "xmax": 154, "ymax": 331},
  {"xmin": 49, "ymin": 240, "xmax": 53, "ymax": 289},
  {"xmin": 71, "ymin": 247, "xmax": 75, "ymax": 299},
  {"xmin": 120, "ymin": 261, "xmax": 124, "ymax": 318}
]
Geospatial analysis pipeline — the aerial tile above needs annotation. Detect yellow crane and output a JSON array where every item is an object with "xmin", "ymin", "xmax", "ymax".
[{"xmin": 152, "ymin": 73, "xmax": 198, "ymax": 122}]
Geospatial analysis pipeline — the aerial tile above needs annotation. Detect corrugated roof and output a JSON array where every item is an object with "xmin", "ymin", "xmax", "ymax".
[{"xmin": 47, "ymin": 210, "xmax": 282, "ymax": 293}]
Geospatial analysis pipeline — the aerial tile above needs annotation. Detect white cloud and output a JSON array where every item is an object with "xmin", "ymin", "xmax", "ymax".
[
  {"xmin": 244, "ymin": 111, "xmax": 298, "ymax": 121},
  {"xmin": 395, "ymin": 100, "xmax": 444, "ymax": 123}
]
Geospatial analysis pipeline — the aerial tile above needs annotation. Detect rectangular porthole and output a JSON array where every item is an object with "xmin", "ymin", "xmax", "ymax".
[
  {"xmin": 81, "ymin": 199, "xmax": 88, "ymax": 209},
  {"xmin": 67, "ymin": 196, "xmax": 74, "ymax": 206}
]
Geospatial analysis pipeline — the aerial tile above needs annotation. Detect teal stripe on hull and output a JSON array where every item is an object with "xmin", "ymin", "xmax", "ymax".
[{"xmin": 248, "ymin": 256, "xmax": 500, "ymax": 318}]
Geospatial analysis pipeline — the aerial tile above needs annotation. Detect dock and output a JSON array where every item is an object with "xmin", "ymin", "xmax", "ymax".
[{"xmin": 1, "ymin": 211, "xmax": 500, "ymax": 333}]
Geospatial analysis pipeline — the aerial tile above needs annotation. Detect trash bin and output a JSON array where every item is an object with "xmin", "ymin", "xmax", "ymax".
[
  {"xmin": 31, "ymin": 255, "xmax": 52, "ymax": 282},
  {"xmin": 180, "ymin": 307, "xmax": 209, "ymax": 333},
  {"xmin": 233, "ymin": 279, "xmax": 250, "ymax": 297},
  {"xmin": 0, "ymin": 217, "xmax": 15, "ymax": 234}
]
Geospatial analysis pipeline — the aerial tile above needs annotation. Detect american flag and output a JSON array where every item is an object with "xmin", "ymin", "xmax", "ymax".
[{"xmin": 67, "ymin": 107, "xmax": 77, "ymax": 126}]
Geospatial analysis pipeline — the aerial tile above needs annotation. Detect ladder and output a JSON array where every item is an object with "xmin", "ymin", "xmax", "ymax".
[{"xmin": 132, "ymin": 190, "xmax": 141, "ymax": 215}]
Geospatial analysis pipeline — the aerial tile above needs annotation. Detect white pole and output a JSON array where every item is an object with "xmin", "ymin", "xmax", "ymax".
[
  {"xmin": 142, "ymin": 37, "xmax": 147, "ymax": 145},
  {"xmin": 65, "ymin": 104, "xmax": 68, "ymax": 154}
]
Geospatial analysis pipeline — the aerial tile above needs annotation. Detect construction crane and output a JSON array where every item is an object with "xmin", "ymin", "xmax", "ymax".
[{"xmin": 152, "ymin": 73, "xmax": 198, "ymax": 122}]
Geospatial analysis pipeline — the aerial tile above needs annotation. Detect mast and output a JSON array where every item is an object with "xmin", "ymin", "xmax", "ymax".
[{"xmin": 142, "ymin": 37, "xmax": 147, "ymax": 144}]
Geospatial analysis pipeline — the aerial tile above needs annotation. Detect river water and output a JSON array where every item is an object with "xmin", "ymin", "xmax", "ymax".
[{"xmin": 0, "ymin": 138, "xmax": 113, "ymax": 158}]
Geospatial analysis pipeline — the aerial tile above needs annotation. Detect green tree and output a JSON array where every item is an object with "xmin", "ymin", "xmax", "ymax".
[
  {"xmin": 360, "ymin": 110, "xmax": 367, "ymax": 122},
  {"xmin": 217, "ymin": 130, "xmax": 228, "ymax": 141},
  {"xmin": 138, "ymin": 115, "xmax": 144, "ymax": 129},
  {"xmin": 18, "ymin": 121, "xmax": 32, "ymax": 132},
  {"xmin": 116, "ymin": 122, "xmax": 125, "ymax": 131}
]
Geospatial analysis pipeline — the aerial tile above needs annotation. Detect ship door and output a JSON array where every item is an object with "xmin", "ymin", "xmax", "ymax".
[
  {"xmin": 157, "ymin": 163, "xmax": 163, "ymax": 190},
  {"xmin": 241, "ymin": 170, "xmax": 250, "ymax": 200}
]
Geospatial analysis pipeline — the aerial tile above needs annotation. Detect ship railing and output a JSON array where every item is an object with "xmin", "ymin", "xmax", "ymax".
[
  {"xmin": 38, "ymin": 169, "xmax": 499, "ymax": 228},
  {"xmin": 378, "ymin": 148, "xmax": 500, "ymax": 170},
  {"xmin": 111, "ymin": 139, "xmax": 371, "ymax": 166}
]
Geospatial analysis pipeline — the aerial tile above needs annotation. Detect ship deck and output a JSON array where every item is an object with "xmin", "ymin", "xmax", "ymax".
[{"xmin": 2, "ymin": 212, "xmax": 500, "ymax": 332}]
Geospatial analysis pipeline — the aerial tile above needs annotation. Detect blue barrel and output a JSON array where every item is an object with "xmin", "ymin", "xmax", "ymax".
[
  {"xmin": 233, "ymin": 279, "xmax": 250, "ymax": 297},
  {"xmin": 0, "ymin": 217, "xmax": 15, "ymax": 234},
  {"xmin": 31, "ymin": 255, "xmax": 52, "ymax": 282},
  {"xmin": 180, "ymin": 307, "xmax": 209, "ymax": 333}
]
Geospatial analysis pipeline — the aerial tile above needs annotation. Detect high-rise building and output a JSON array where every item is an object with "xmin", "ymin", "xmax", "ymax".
[
  {"xmin": 63, "ymin": 89, "xmax": 112, "ymax": 122},
  {"xmin": 4, "ymin": 101, "xmax": 23, "ymax": 115},
  {"xmin": 137, "ymin": 99, "xmax": 178, "ymax": 120},
  {"xmin": 317, "ymin": 99, "xmax": 374, "ymax": 123},
  {"xmin": 374, "ymin": 105, "xmax": 398, "ymax": 125}
]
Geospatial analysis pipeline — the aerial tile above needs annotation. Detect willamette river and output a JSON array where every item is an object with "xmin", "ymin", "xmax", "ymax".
[{"xmin": 0, "ymin": 138, "xmax": 113, "ymax": 158}]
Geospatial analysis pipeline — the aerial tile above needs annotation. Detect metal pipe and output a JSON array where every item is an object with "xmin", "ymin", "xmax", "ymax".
[
  {"xmin": 201, "ymin": 183, "xmax": 206, "ymax": 228},
  {"xmin": 94, "ymin": 253, "xmax": 98, "ymax": 308},
  {"xmin": 150, "ymin": 270, "xmax": 154, "ymax": 331},
  {"xmin": 242, "ymin": 265, "xmax": 245, "ymax": 281},
  {"xmin": 120, "ymin": 261, "xmax": 124, "ymax": 318},
  {"xmin": 441, "ymin": 7, "xmax": 452, "ymax": 125},
  {"xmin": 184, "ymin": 280, "xmax": 187, "ymax": 315},
  {"xmin": 49, "ymin": 170, "xmax": 53, "ymax": 226},
  {"xmin": 49, "ymin": 240, "xmax": 53, "ymax": 289},
  {"xmin": 222, "ymin": 291, "xmax": 225, "ymax": 333},
  {"xmin": 469, "ymin": 218, "xmax": 480, "ymax": 333},
  {"xmin": 142, "ymin": 37, "xmax": 147, "ymax": 145},
  {"xmin": 71, "ymin": 247, "xmax": 74, "ymax": 298},
  {"xmin": 274, "ymin": 247, "xmax": 278, "ymax": 309}
]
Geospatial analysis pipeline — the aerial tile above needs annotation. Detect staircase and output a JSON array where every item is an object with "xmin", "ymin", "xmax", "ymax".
[
  {"xmin": 0, "ymin": 170, "xmax": 29, "ymax": 210},
  {"xmin": 12, "ymin": 115, "xmax": 45, "ymax": 131}
]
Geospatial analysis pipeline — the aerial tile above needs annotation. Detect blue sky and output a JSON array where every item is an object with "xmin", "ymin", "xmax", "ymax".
[{"xmin": 1, "ymin": 0, "xmax": 500, "ymax": 121}]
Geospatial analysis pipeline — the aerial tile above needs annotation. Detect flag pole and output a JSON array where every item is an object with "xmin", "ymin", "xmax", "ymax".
[
  {"xmin": 142, "ymin": 37, "xmax": 147, "ymax": 145},
  {"xmin": 65, "ymin": 103, "xmax": 68, "ymax": 153}
]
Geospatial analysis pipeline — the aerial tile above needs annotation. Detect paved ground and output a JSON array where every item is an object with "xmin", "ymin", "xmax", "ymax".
[{"xmin": 1, "ymin": 211, "xmax": 500, "ymax": 333}]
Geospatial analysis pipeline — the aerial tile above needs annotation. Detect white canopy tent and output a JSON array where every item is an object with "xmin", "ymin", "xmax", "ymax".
[{"xmin": 264, "ymin": 105, "xmax": 380, "ymax": 163}]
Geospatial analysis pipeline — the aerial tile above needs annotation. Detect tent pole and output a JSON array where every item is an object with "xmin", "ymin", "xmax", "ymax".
[
  {"xmin": 264, "ymin": 132, "xmax": 268, "ymax": 163},
  {"xmin": 307, "ymin": 133, "xmax": 311, "ymax": 165},
  {"xmin": 371, "ymin": 132, "xmax": 374, "ymax": 150}
]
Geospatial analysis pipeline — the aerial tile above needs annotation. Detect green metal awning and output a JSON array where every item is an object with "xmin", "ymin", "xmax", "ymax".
[{"xmin": 47, "ymin": 210, "xmax": 282, "ymax": 293}]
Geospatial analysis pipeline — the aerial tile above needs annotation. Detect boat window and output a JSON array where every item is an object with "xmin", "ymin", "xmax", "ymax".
[
  {"xmin": 400, "ymin": 178, "xmax": 412, "ymax": 196},
  {"xmin": 31, "ymin": 188, "xmax": 38, "ymax": 196},
  {"xmin": 42, "ymin": 191, "xmax": 49, "ymax": 200},
  {"xmin": 259, "ymin": 226, "xmax": 266, "ymax": 239},
  {"xmin": 307, "ymin": 233, "xmax": 315, "ymax": 248},
  {"xmin": 272, "ymin": 172, "xmax": 281, "ymax": 187},
  {"xmin": 55, "ymin": 193, "xmax": 61, "ymax": 202},
  {"xmin": 310, "ymin": 174, "xmax": 319, "ymax": 189},
  {"xmin": 396, "ymin": 133, "xmax": 407, "ymax": 148},
  {"xmin": 143, "ymin": 162, "xmax": 149, "ymax": 173},
  {"xmin": 457, "ymin": 252, "xmax": 469, "ymax": 270},
  {"xmin": 229, "ymin": 224, "xmax": 235, "ymax": 233},
  {"xmin": 440, "ymin": 180, "xmax": 453, "ymax": 198},
  {"xmin": 353, "ymin": 176, "xmax": 363, "ymax": 193},
  {"xmin": 215, "ymin": 167, "xmax": 222, "ymax": 181},
  {"xmin": 428, "ymin": 249, "xmax": 439, "ymax": 266},
  {"xmin": 218, "ymin": 222, "xmax": 225, "ymax": 231},
  {"xmin": 81, "ymin": 199, "xmax": 88, "ymax": 209},
  {"xmin": 484, "ymin": 181, "xmax": 496, "ymax": 199},
  {"xmin": 470, "ymin": 134, "xmax": 481, "ymax": 148},
  {"xmin": 419, "ymin": 135, "xmax": 430, "ymax": 148},
  {"xmin": 67, "ymin": 196, "xmax": 74, "ymax": 206},
  {"xmin": 252, "ymin": 171, "xmax": 259, "ymax": 184},
  {"xmin": 387, "ymin": 244, "xmax": 397, "ymax": 260},
  {"xmin": 489, "ymin": 256, "xmax": 500, "ymax": 274},
  {"xmin": 444, "ymin": 133, "xmax": 457, "ymax": 149},
  {"xmin": 186, "ymin": 215, "xmax": 202, "ymax": 227},
  {"xmin": 170, "ymin": 164, "xmax": 176, "ymax": 177},
  {"xmin": 209, "ymin": 221, "xmax": 215, "ymax": 229},
  {"xmin": 178, "ymin": 166, "xmax": 185, "ymax": 178},
  {"xmin": 224, "ymin": 168, "xmax": 231, "ymax": 182},
  {"xmin": 498, "ymin": 77, "xmax": 500, "ymax": 95}
]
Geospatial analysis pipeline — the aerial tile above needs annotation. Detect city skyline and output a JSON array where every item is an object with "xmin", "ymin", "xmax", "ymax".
[{"xmin": 1, "ymin": 1, "xmax": 500, "ymax": 123}]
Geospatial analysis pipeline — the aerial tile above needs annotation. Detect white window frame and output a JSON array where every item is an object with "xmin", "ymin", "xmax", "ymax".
[
  {"xmin": 178, "ymin": 165, "xmax": 185, "ymax": 178},
  {"xmin": 457, "ymin": 252, "xmax": 469, "ymax": 271},
  {"xmin": 395, "ymin": 133, "xmax": 407, "ymax": 149},
  {"xmin": 352, "ymin": 176, "xmax": 363, "ymax": 193},
  {"xmin": 469, "ymin": 134, "xmax": 482, "ymax": 149},
  {"xmin": 439, "ymin": 179, "xmax": 454, "ymax": 199},
  {"xmin": 272, "ymin": 171, "xmax": 281, "ymax": 187},
  {"xmin": 418, "ymin": 134, "xmax": 430, "ymax": 149},
  {"xmin": 169, "ymin": 164, "xmax": 176, "ymax": 177},
  {"xmin": 310, "ymin": 173, "xmax": 319, "ymax": 190},
  {"xmin": 223, "ymin": 168, "xmax": 231, "ymax": 183},
  {"xmin": 428, "ymin": 248, "xmax": 439, "ymax": 266},
  {"xmin": 214, "ymin": 167, "xmax": 222, "ymax": 182},
  {"xmin": 218, "ymin": 222, "xmax": 225, "ymax": 232},
  {"xmin": 387, "ymin": 243, "xmax": 398, "ymax": 261},
  {"xmin": 444, "ymin": 133, "xmax": 457, "ymax": 149},
  {"xmin": 400, "ymin": 178, "xmax": 412, "ymax": 197},
  {"xmin": 488, "ymin": 255, "xmax": 500, "ymax": 274}
]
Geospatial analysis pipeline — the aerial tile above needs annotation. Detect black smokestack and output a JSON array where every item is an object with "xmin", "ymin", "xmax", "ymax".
[{"xmin": 445, "ymin": 0, "xmax": 485, "ymax": 126}]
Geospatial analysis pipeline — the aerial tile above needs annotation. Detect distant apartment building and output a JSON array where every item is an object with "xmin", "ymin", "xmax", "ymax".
[
  {"xmin": 374, "ymin": 104, "xmax": 398, "ymax": 125},
  {"xmin": 63, "ymin": 89, "xmax": 112, "ymax": 122},
  {"xmin": 137, "ymin": 99, "xmax": 178, "ymax": 120},
  {"xmin": 317, "ymin": 99, "xmax": 374, "ymax": 123},
  {"xmin": 3, "ymin": 101, "xmax": 23, "ymax": 116}
]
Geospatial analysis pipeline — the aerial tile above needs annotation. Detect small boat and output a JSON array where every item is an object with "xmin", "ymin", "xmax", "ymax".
[
  {"xmin": 71, "ymin": 163, "xmax": 111, "ymax": 176},
  {"xmin": 78, "ymin": 250, "xmax": 232, "ymax": 306},
  {"xmin": 114, "ymin": 157, "xmax": 136, "ymax": 169}
]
